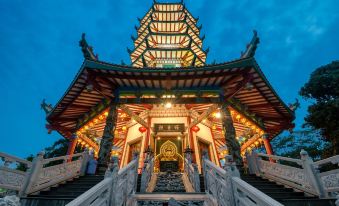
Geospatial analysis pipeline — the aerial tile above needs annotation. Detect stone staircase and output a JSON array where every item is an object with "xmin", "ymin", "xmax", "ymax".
[
  {"xmin": 20, "ymin": 175, "xmax": 104, "ymax": 206},
  {"xmin": 136, "ymin": 172, "xmax": 208, "ymax": 205},
  {"xmin": 241, "ymin": 173, "xmax": 336, "ymax": 206}
]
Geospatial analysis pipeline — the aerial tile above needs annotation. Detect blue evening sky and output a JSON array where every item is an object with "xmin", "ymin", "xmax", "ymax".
[{"xmin": 0, "ymin": 0, "xmax": 338, "ymax": 158}]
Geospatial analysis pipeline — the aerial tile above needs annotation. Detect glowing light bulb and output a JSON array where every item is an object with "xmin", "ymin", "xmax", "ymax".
[
  {"xmin": 215, "ymin": 112, "xmax": 221, "ymax": 118},
  {"xmin": 165, "ymin": 102, "xmax": 172, "ymax": 109}
]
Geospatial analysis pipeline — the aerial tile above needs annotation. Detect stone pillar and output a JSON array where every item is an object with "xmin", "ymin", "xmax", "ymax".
[
  {"xmin": 97, "ymin": 102, "xmax": 119, "ymax": 174},
  {"xmin": 220, "ymin": 103, "xmax": 242, "ymax": 166},
  {"xmin": 262, "ymin": 133, "xmax": 274, "ymax": 155}
]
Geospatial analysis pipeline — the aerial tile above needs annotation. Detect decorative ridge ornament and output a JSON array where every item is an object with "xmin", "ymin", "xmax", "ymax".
[
  {"xmin": 41, "ymin": 99, "xmax": 53, "ymax": 115},
  {"xmin": 79, "ymin": 33, "xmax": 98, "ymax": 60},
  {"xmin": 288, "ymin": 98, "xmax": 300, "ymax": 112},
  {"xmin": 241, "ymin": 30, "xmax": 260, "ymax": 58}
]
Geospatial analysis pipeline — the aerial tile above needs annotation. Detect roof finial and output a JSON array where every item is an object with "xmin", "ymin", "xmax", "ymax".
[
  {"xmin": 79, "ymin": 33, "xmax": 98, "ymax": 60},
  {"xmin": 240, "ymin": 30, "xmax": 260, "ymax": 58},
  {"xmin": 201, "ymin": 34, "xmax": 206, "ymax": 41},
  {"xmin": 41, "ymin": 99, "xmax": 53, "ymax": 115}
]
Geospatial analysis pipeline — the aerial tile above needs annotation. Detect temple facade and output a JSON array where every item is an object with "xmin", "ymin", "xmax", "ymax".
[{"xmin": 44, "ymin": 1, "xmax": 295, "ymax": 173}]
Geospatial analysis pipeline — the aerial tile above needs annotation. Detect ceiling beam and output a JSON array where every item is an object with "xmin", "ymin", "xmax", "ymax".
[
  {"xmin": 119, "ymin": 105, "xmax": 148, "ymax": 128},
  {"xmin": 189, "ymin": 104, "xmax": 219, "ymax": 128}
]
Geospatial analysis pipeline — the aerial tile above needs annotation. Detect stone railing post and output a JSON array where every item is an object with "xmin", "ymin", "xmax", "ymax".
[
  {"xmin": 193, "ymin": 163, "xmax": 201, "ymax": 192},
  {"xmin": 222, "ymin": 155, "xmax": 238, "ymax": 206},
  {"xmin": 300, "ymin": 149, "xmax": 325, "ymax": 197},
  {"xmin": 80, "ymin": 150, "xmax": 90, "ymax": 176},
  {"xmin": 223, "ymin": 155, "xmax": 240, "ymax": 178},
  {"xmin": 107, "ymin": 156, "xmax": 119, "ymax": 206},
  {"xmin": 19, "ymin": 151, "xmax": 45, "ymax": 197}
]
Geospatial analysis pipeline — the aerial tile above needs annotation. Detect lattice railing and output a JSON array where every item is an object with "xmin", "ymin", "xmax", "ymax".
[{"xmin": 247, "ymin": 150, "xmax": 339, "ymax": 197}]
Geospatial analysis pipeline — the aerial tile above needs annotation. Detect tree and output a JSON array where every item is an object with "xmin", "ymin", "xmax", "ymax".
[
  {"xmin": 17, "ymin": 138, "xmax": 83, "ymax": 171},
  {"xmin": 271, "ymin": 130, "xmax": 330, "ymax": 160},
  {"xmin": 299, "ymin": 61, "xmax": 339, "ymax": 155}
]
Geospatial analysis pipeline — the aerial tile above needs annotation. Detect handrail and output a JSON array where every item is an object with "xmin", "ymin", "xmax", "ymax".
[
  {"xmin": 66, "ymin": 156, "xmax": 139, "ymax": 206},
  {"xmin": 203, "ymin": 155, "xmax": 282, "ymax": 206},
  {"xmin": 232, "ymin": 177, "xmax": 283, "ymax": 206},
  {"xmin": 0, "ymin": 152, "xmax": 32, "ymax": 191},
  {"xmin": 0, "ymin": 152, "xmax": 32, "ymax": 167},
  {"xmin": 247, "ymin": 150, "xmax": 339, "ymax": 197},
  {"xmin": 184, "ymin": 158, "xmax": 200, "ymax": 192},
  {"xmin": 313, "ymin": 155, "xmax": 339, "ymax": 166},
  {"xmin": 140, "ymin": 157, "xmax": 154, "ymax": 192},
  {"xmin": 66, "ymin": 178, "xmax": 112, "ymax": 206},
  {"xmin": 0, "ymin": 150, "xmax": 90, "ymax": 197},
  {"xmin": 257, "ymin": 153, "xmax": 303, "ymax": 165}
]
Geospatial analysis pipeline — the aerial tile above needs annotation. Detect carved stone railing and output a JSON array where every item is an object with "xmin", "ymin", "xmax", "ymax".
[
  {"xmin": 203, "ymin": 156, "xmax": 282, "ymax": 206},
  {"xmin": 247, "ymin": 150, "xmax": 339, "ymax": 197},
  {"xmin": 66, "ymin": 155, "xmax": 139, "ymax": 206},
  {"xmin": 184, "ymin": 158, "xmax": 200, "ymax": 192},
  {"xmin": 0, "ymin": 150, "xmax": 90, "ymax": 197},
  {"xmin": 313, "ymin": 154, "xmax": 339, "ymax": 197},
  {"xmin": 140, "ymin": 157, "xmax": 154, "ymax": 192},
  {"xmin": 0, "ymin": 152, "xmax": 32, "ymax": 191},
  {"xmin": 24, "ymin": 152, "xmax": 88, "ymax": 195}
]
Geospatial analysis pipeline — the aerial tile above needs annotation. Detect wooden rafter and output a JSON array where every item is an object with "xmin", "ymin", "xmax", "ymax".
[
  {"xmin": 189, "ymin": 104, "xmax": 219, "ymax": 128},
  {"xmin": 119, "ymin": 105, "xmax": 148, "ymax": 128}
]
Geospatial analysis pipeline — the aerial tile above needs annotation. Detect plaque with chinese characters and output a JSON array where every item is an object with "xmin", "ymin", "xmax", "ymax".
[{"xmin": 154, "ymin": 123, "xmax": 185, "ymax": 133}]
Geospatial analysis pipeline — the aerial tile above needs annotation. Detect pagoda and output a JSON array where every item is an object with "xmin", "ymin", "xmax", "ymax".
[{"xmin": 44, "ymin": 0, "xmax": 295, "ymax": 173}]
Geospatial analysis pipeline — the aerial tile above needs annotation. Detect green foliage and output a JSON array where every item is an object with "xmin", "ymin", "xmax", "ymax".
[
  {"xmin": 271, "ymin": 130, "xmax": 330, "ymax": 160},
  {"xmin": 16, "ymin": 154, "xmax": 34, "ymax": 172},
  {"xmin": 17, "ymin": 138, "xmax": 84, "ymax": 170},
  {"xmin": 299, "ymin": 61, "xmax": 339, "ymax": 155}
]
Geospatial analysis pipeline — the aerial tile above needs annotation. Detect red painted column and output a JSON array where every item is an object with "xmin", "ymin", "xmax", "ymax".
[
  {"xmin": 262, "ymin": 134, "xmax": 274, "ymax": 155},
  {"xmin": 67, "ymin": 137, "xmax": 77, "ymax": 162},
  {"xmin": 186, "ymin": 116, "xmax": 196, "ymax": 163}
]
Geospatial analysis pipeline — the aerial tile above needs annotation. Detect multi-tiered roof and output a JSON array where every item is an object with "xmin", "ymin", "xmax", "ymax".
[{"xmin": 129, "ymin": 2, "xmax": 207, "ymax": 68}]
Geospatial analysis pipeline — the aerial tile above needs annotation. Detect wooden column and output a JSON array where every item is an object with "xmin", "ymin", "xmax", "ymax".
[
  {"xmin": 220, "ymin": 103, "xmax": 243, "ymax": 166},
  {"xmin": 66, "ymin": 137, "xmax": 77, "ymax": 162},
  {"xmin": 186, "ymin": 115, "xmax": 196, "ymax": 163},
  {"xmin": 262, "ymin": 134, "xmax": 274, "ymax": 155},
  {"xmin": 67, "ymin": 137, "xmax": 77, "ymax": 156},
  {"xmin": 97, "ymin": 101, "xmax": 119, "ymax": 174}
]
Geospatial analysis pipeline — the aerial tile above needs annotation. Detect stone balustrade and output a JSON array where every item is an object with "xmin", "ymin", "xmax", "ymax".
[
  {"xmin": 0, "ymin": 150, "xmax": 90, "ymax": 197},
  {"xmin": 66, "ymin": 155, "xmax": 139, "ymax": 206},
  {"xmin": 203, "ymin": 155, "xmax": 283, "ymax": 206},
  {"xmin": 184, "ymin": 158, "xmax": 200, "ymax": 192},
  {"xmin": 247, "ymin": 150, "xmax": 339, "ymax": 197},
  {"xmin": 140, "ymin": 157, "xmax": 154, "ymax": 192}
]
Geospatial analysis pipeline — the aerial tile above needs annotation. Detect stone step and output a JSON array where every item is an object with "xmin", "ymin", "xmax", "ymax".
[
  {"xmin": 280, "ymin": 198, "xmax": 336, "ymax": 206},
  {"xmin": 20, "ymin": 197, "xmax": 73, "ymax": 206}
]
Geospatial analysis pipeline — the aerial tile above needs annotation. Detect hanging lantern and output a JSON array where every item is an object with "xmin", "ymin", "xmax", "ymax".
[
  {"xmin": 191, "ymin": 125, "xmax": 200, "ymax": 132},
  {"xmin": 122, "ymin": 126, "xmax": 127, "ymax": 131},
  {"xmin": 139, "ymin": 126, "xmax": 147, "ymax": 133}
]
